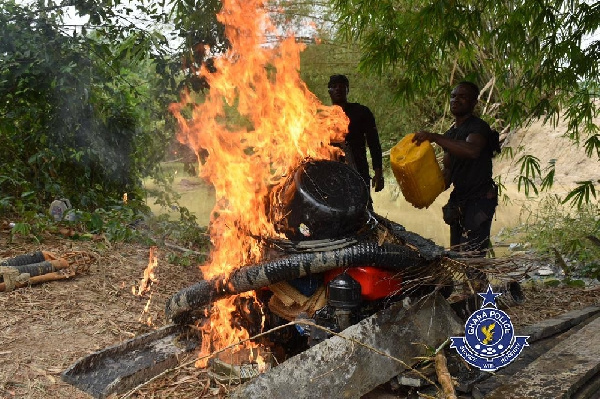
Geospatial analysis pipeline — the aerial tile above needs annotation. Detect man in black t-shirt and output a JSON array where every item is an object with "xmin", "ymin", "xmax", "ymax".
[
  {"xmin": 328, "ymin": 74, "xmax": 384, "ymax": 210},
  {"xmin": 413, "ymin": 81, "xmax": 500, "ymax": 256}
]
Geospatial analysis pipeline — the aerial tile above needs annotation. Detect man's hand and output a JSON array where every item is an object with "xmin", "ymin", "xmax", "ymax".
[
  {"xmin": 372, "ymin": 169, "xmax": 384, "ymax": 192},
  {"xmin": 412, "ymin": 131, "xmax": 437, "ymax": 145}
]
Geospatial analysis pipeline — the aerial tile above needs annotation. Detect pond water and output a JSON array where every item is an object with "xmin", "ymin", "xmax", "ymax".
[
  {"xmin": 146, "ymin": 170, "xmax": 540, "ymax": 252},
  {"xmin": 371, "ymin": 187, "xmax": 532, "ymax": 248}
]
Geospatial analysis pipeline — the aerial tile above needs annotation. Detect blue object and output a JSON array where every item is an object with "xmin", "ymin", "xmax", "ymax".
[{"xmin": 288, "ymin": 274, "xmax": 323, "ymax": 297}]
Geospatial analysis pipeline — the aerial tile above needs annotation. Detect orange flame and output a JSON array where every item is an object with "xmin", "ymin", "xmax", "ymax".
[
  {"xmin": 134, "ymin": 246, "xmax": 158, "ymax": 296},
  {"xmin": 169, "ymin": 0, "xmax": 348, "ymax": 366},
  {"xmin": 133, "ymin": 246, "xmax": 159, "ymax": 326}
]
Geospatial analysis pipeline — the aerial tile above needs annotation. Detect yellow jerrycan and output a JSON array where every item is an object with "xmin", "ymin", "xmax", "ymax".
[{"xmin": 390, "ymin": 133, "xmax": 445, "ymax": 209}]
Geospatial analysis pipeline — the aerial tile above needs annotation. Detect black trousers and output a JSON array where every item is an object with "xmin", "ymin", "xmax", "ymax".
[{"xmin": 449, "ymin": 195, "xmax": 497, "ymax": 257}]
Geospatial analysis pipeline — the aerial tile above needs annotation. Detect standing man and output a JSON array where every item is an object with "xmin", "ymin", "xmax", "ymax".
[
  {"xmin": 328, "ymin": 74, "xmax": 384, "ymax": 210},
  {"xmin": 413, "ymin": 81, "xmax": 500, "ymax": 257}
]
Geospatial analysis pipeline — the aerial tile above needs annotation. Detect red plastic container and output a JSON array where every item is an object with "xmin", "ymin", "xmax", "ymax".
[{"xmin": 324, "ymin": 267, "xmax": 403, "ymax": 301}]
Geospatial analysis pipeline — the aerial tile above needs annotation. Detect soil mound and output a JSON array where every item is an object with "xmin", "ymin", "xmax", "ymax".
[{"xmin": 494, "ymin": 116, "xmax": 599, "ymax": 194}]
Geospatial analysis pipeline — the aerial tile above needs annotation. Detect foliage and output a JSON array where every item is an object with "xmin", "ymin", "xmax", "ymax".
[
  {"xmin": 300, "ymin": 42, "xmax": 439, "ymax": 156},
  {"xmin": 516, "ymin": 154, "xmax": 542, "ymax": 197},
  {"xmin": 4, "ymin": 199, "xmax": 147, "ymax": 244},
  {"xmin": 5, "ymin": 195, "xmax": 211, "ymax": 256},
  {"xmin": 330, "ymin": 0, "xmax": 600, "ymax": 203},
  {"xmin": 144, "ymin": 211, "xmax": 211, "ymax": 254},
  {"xmin": 0, "ymin": 0, "xmax": 182, "ymax": 214},
  {"xmin": 170, "ymin": 0, "xmax": 228, "ymax": 74},
  {"xmin": 515, "ymin": 196, "xmax": 600, "ymax": 279},
  {"xmin": 562, "ymin": 180, "xmax": 597, "ymax": 208}
]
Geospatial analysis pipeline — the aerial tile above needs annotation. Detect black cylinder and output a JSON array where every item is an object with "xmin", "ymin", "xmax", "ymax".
[
  {"xmin": 275, "ymin": 160, "xmax": 369, "ymax": 241},
  {"xmin": 328, "ymin": 273, "xmax": 362, "ymax": 309}
]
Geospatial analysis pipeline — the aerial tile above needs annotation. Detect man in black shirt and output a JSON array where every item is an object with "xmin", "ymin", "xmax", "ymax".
[
  {"xmin": 328, "ymin": 74, "xmax": 384, "ymax": 210},
  {"xmin": 413, "ymin": 81, "xmax": 500, "ymax": 256}
]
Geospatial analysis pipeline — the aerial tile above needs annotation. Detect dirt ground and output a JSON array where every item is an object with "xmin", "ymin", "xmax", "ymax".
[
  {"xmin": 1, "ymin": 116, "xmax": 598, "ymax": 399},
  {"xmin": 0, "ymin": 233, "xmax": 208, "ymax": 399},
  {"xmin": 494, "ymin": 116, "xmax": 599, "ymax": 193},
  {"xmin": 1, "ymin": 228, "xmax": 599, "ymax": 399}
]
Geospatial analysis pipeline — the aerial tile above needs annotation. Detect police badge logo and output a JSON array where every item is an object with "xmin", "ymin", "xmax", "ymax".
[{"xmin": 450, "ymin": 284, "xmax": 529, "ymax": 371}]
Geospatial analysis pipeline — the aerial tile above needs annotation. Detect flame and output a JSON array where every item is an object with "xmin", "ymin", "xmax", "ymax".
[
  {"xmin": 195, "ymin": 293, "xmax": 265, "ymax": 368},
  {"xmin": 134, "ymin": 246, "xmax": 158, "ymax": 296},
  {"xmin": 133, "ymin": 246, "xmax": 159, "ymax": 326},
  {"xmin": 169, "ymin": 0, "xmax": 348, "ymax": 367}
]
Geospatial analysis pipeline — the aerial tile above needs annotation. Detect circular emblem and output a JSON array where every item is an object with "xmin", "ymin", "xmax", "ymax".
[
  {"xmin": 451, "ymin": 284, "xmax": 529, "ymax": 371},
  {"xmin": 464, "ymin": 307, "xmax": 515, "ymax": 359}
]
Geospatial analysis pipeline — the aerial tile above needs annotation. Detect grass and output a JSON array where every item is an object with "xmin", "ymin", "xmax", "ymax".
[{"xmin": 502, "ymin": 195, "xmax": 600, "ymax": 280}]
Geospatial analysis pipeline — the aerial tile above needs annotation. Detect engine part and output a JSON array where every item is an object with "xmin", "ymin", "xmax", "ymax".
[
  {"xmin": 327, "ymin": 273, "xmax": 361, "ymax": 309},
  {"xmin": 324, "ymin": 266, "xmax": 402, "ymax": 301},
  {"xmin": 328, "ymin": 273, "xmax": 362, "ymax": 332},
  {"xmin": 273, "ymin": 159, "xmax": 369, "ymax": 241}
]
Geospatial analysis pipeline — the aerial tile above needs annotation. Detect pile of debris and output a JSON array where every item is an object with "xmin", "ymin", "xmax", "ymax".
[{"xmin": 0, "ymin": 250, "xmax": 94, "ymax": 292}]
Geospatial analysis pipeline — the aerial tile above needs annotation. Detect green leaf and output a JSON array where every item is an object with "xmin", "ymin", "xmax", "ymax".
[
  {"xmin": 584, "ymin": 134, "xmax": 600, "ymax": 158},
  {"xmin": 540, "ymin": 159, "xmax": 556, "ymax": 191},
  {"xmin": 562, "ymin": 180, "xmax": 597, "ymax": 208},
  {"xmin": 564, "ymin": 279, "xmax": 585, "ymax": 287},
  {"xmin": 543, "ymin": 278, "xmax": 561, "ymax": 287}
]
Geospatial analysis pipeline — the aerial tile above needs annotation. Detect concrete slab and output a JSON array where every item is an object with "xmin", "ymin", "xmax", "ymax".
[{"xmin": 232, "ymin": 293, "xmax": 463, "ymax": 399}]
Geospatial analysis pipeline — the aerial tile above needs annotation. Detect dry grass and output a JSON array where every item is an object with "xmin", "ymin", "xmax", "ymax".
[
  {"xmin": 0, "ymin": 231, "xmax": 202, "ymax": 399},
  {"xmin": 1, "ymin": 231, "xmax": 598, "ymax": 399}
]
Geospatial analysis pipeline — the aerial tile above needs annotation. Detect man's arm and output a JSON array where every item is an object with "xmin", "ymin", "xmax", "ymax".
[
  {"xmin": 412, "ymin": 131, "xmax": 487, "ymax": 159},
  {"xmin": 442, "ymin": 151, "xmax": 451, "ymax": 189},
  {"xmin": 364, "ymin": 109, "xmax": 384, "ymax": 192}
]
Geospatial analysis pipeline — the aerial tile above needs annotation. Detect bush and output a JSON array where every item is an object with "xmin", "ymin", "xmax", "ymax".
[{"xmin": 517, "ymin": 196, "xmax": 600, "ymax": 280}]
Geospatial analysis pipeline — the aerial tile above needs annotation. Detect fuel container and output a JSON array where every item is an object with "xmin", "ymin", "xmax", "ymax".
[{"xmin": 390, "ymin": 133, "xmax": 445, "ymax": 209}]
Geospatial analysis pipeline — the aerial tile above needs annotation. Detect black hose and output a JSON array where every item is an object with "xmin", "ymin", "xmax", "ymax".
[
  {"xmin": 371, "ymin": 213, "xmax": 459, "ymax": 260},
  {"xmin": 0, "ymin": 261, "xmax": 60, "ymax": 283},
  {"xmin": 0, "ymin": 251, "xmax": 46, "ymax": 266},
  {"xmin": 165, "ymin": 241, "xmax": 426, "ymax": 323}
]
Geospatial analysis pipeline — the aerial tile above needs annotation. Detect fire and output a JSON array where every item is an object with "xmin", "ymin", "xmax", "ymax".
[
  {"xmin": 169, "ymin": 0, "xmax": 348, "ymax": 367},
  {"xmin": 195, "ymin": 293, "xmax": 266, "ymax": 368},
  {"xmin": 133, "ymin": 246, "xmax": 159, "ymax": 326}
]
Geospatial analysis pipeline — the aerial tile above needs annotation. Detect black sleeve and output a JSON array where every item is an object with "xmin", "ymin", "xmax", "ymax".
[{"xmin": 364, "ymin": 106, "xmax": 383, "ymax": 170}]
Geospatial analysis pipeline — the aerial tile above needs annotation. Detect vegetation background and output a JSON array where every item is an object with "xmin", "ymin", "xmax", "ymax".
[
  {"xmin": 0, "ymin": 1, "xmax": 598, "ymax": 398},
  {"xmin": 0, "ymin": 0, "xmax": 598, "ymax": 272}
]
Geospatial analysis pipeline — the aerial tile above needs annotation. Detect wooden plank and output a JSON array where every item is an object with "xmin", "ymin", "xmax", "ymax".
[
  {"xmin": 484, "ymin": 314, "xmax": 600, "ymax": 399},
  {"xmin": 62, "ymin": 325, "xmax": 197, "ymax": 398},
  {"xmin": 470, "ymin": 314, "xmax": 595, "ymax": 398},
  {"xmin": 424, "ymin": 306, "xmax": 600, "ymax": 394},
  {"xmin": 518, "ymin": 306, "xmax": 600, "ymax": 342}
]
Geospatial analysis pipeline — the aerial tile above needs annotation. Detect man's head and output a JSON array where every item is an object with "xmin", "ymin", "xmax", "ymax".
[
  {"xmin": 328, "ymin": 74, "xmax": 349, "ymax": 105},
  {"xmin": 450, "ymin": 81, "xmax": 479, "ymax": 118}
]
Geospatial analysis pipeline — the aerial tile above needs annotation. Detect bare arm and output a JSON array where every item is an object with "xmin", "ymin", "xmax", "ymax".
[{"xmin": 413, "ymin": 131, "xmax": 487, "ymax": 159}]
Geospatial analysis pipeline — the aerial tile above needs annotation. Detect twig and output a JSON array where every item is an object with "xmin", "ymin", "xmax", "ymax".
[
  {"xmin": 587, "ymin": 235, "xmax": 600, "ymax": 248},
  {"xmin": 552, "ymin": 247, "xmax": 570, "ymax": 277},
  {"xmin": 435, "ymin": 349, "xmax": 457, "ymax": 399},
  {"xmin": 164, "ymin": 242, "xmax": 208, "ymax": 256}
]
